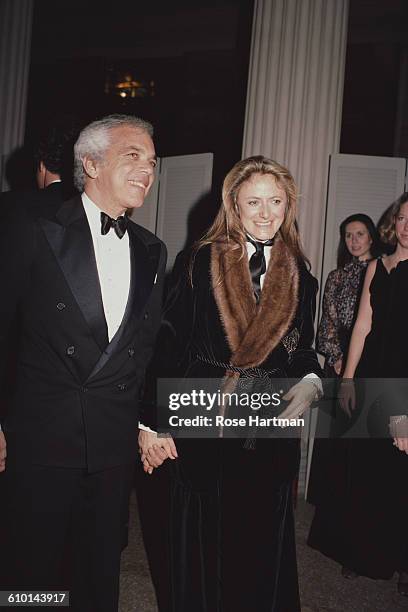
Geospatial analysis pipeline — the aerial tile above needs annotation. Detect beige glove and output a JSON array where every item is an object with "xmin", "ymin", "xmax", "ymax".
[{"xmin": 280, "ymin": 379, "xmax": 321, "ymax": 420}]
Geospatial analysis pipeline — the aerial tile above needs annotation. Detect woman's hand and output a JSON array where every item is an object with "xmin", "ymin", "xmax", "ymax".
[
  {"xmin": 333, "ymin": 358, "xmax": 343, "ymax": 376},
  {"xmin": 0, "ymin": 431, "xmax": 6, "ymax": 472},
  {"xmin": 138, "ymin": 430, "xmax": 178, "ymax": 474},
  {"xmin": 338, "ymin": 379, "xmax": 356, "ymax": 418},
  {"xmin": 393, "ymin": 438, "xmax": 408, "ymax": 454},
  {"xmin": 280, "ymin": 380, "xmax": 320, "ymax": 420},
  {"xmin": 389, "ymin": 416, "xmax": 408, "ymax": 454}
]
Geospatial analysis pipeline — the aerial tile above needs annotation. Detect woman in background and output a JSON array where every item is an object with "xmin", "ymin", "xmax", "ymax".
[
  {"xmin": 309, "ymin": 195, "xmax": 408, "ymax": 596},
  {"xmin": 307, "ymin": 214, "xmax": 381, "ymax": 515},
  {"xmin": 317, "ymin": 213, "xmax": 381, "ymax": 376}
]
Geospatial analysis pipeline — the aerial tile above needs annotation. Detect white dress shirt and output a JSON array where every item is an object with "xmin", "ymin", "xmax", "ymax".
[{"xmin": 82, "ymin": 192, "xmax": 131, "ymax": 342}]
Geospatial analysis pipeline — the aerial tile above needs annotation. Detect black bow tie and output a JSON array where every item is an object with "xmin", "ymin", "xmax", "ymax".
[
  {"xmin": 100, "ymin": 212, "xmax": 128, "ymax": 239},
  {"xmin": 247, "ymin": 235, "xmax": 275, "ymax": 303}
]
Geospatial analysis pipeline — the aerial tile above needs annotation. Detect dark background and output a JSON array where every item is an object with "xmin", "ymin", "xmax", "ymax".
[
  {"xmin": 24, "ymin": 0, "xmax": 254, "ymax": 201},
  {"xmin": 22, "ymin": 0, "xmax": 408, "ymax": 196},
  {"xmin": 341, "ymin": 0, "xmax": 408, "ymax": 157}
]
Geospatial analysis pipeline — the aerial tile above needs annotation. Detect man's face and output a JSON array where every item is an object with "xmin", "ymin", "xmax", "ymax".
[{"xmin": 89, "ymin": 125, "xmax": 156, "ymax": 215}]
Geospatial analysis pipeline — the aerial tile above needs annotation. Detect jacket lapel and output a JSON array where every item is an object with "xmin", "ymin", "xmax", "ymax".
[
  {"xmin": 40, "ymin": 196, "xmax": 109, "ymax": 352},
  {"xmin": 126, "ymin": 221, "xmax": 160, "ymax": 321}
]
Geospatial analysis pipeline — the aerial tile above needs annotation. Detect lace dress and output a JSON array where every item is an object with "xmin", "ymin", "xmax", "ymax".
[
  {"xmin": 307, "ymin": 260, "xmax": 368, "ymax": 505},
  {"xmin": 317, "ymin": 259, "xmax": 368, "ymax": 370}
]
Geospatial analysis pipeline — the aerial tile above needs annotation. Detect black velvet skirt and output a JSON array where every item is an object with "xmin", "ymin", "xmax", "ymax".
[{"xmin": 169, "ymin": 438, "xmax": 301, "ymax": 612}]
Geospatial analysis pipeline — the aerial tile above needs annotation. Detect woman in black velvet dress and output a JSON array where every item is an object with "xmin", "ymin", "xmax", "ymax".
[
  {"xmin": 307, "ymin": 215, "xmax": 381, "ymax": 528},
  {"xmin": 308, "ymin": 193, "xmax": 408, "ymax": 596},
  {"xmin": 141, "ymin": 156, "xmax": 322, "ymax": 612}
]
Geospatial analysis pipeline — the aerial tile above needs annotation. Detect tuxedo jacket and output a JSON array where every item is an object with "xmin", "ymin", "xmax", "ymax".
[
  {"xmin": 0, "ymin": 181, "xmax": 64, "ymax": 212},
  {"xmin": 0, "ymin": 195, "xmax": 166, "ymax": 472},
  {"xmin": 0, "ymin": 183, "xmax": 64, "ymax": 415}
]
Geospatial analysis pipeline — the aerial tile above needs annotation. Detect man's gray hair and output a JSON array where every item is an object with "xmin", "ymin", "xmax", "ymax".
[{"xmin": 73, "ymin": 114, "xmax": 154, "ymax": 191}]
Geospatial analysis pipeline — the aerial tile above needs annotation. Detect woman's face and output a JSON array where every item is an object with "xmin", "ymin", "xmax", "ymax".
[
  {"xmin": 344, "ymin": 221, "xmax": 372, "ymax": 261},
  {"xmin": 395, "ymin": 201, "xmax": 408, "ymax": 249},
  {"xmin": 236, "ymin": 173, "xmax": 287, "ymax": 241}
]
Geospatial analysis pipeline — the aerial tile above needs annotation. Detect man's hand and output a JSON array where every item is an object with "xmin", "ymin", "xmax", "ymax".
[
  {"xmin": 0, "ymin": 431, "xmax": 6, "ymax": 472},
  {"xmin": 138, "ymin": 430, "xmax": 178, "ymax": 474},
  {"xmin": 280, "ymin": 380, "xmax": 319, "ymax": 421}
]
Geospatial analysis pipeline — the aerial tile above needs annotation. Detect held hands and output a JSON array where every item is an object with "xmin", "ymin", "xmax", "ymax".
[
  {"xmin": 280, "ymin": 380, "xmax": 320, "ymax": 421},
  {"xmin": 0, "ymin": 431, "xmax": 6, "ymax": 472},
  {"xmin": 338, "ymin": 379, "xmax": 356, "ymax": 418},
  {"xmin": 138, "ymin": 429, "xmax": 178, "ymax": 475}
]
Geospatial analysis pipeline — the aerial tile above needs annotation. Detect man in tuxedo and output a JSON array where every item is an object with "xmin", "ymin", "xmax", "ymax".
[
  {"xmin": 0, "ymin": 114, "xmax": 173, "ymax": 611},
  {"xmin": 0, "ymin": 116, "xmax": 79, "ymax": 211},
  {"xmin": 36, "ymin": 119, "xmax": 79, "ymax": 203},
  {"xmin": 1, "ymin": 121, "xmax": 84, "ymax": 434}
]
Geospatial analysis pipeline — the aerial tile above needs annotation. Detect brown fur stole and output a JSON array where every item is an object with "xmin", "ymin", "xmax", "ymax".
[{"xmin": 211, "ymin": 234, "xmax": 299, "ymax": 371}]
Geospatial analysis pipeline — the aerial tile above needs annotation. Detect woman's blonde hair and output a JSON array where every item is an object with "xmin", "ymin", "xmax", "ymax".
[
  {"xmin": 193, "ymin": 156, "xmax": 308, "ymax": 269},
  {"xmin": 379, "ymin": 192, "xmax": 408, "ymax": 247}
]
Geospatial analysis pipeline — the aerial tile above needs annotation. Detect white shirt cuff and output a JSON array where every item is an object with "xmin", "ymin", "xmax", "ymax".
[
  {"xmin": 302, "ymin": 373, "xmax": 323, "ymax": 398},
  {"xmin": 138, "ymin": 422, "xmax": 157, "ymax": 434}
]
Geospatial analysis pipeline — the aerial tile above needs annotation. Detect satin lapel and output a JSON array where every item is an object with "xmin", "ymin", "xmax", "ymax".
[
  {"xmin": 86, "ymin": 222, "xmax": 161, "ymax": 381},
  {"xmin": 40, "ymin": 197, "xmax": 108, "ymax": 352},
  {"xmin": 126, "ymin": 222, "xmax": 160, "ymax": 321}
]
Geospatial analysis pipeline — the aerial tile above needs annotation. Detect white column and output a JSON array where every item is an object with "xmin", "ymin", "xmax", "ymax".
[
  {"xmin": 242, "ymin": 0, "xmax": 349, "ymax": 274},
  {"xmin": 0, "ymin": 0, "xmax": 34, "ymax": 189}
]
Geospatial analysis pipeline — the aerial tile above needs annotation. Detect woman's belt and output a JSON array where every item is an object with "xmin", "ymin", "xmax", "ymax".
[
  {"xmin": 196, "ymin": 355, "xmax": 290, "ymax": 449},
  {"xmin": 195, "ymin": 354, "xmax": 283, "ymax": 378}
]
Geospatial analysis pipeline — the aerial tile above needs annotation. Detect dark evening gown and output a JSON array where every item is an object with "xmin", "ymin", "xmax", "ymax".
[
  {"xmin": 308, "ymin": 258, "xmax": 408, "ymax": 578},
  {"xmin": 148, "ymin": 241, "xmax": 322, "ymax": 612},
  {"xmin": 307, "ymin": 260, "xmax": 367, "ymax": 506}
]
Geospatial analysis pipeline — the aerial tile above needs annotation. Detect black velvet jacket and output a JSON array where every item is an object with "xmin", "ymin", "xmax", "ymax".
[{"xmin": 142, "ymin": 240, "xmax": 322, "ymax": 430}]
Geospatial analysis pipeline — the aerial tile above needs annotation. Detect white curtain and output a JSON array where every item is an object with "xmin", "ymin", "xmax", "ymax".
[
  {"xmin": 242, "ymin": 0, "xmax": 349, "ymax": 276},
  {"xmin": 0, "ymin": 0, "xmax": 33, "ymax": 190}
]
